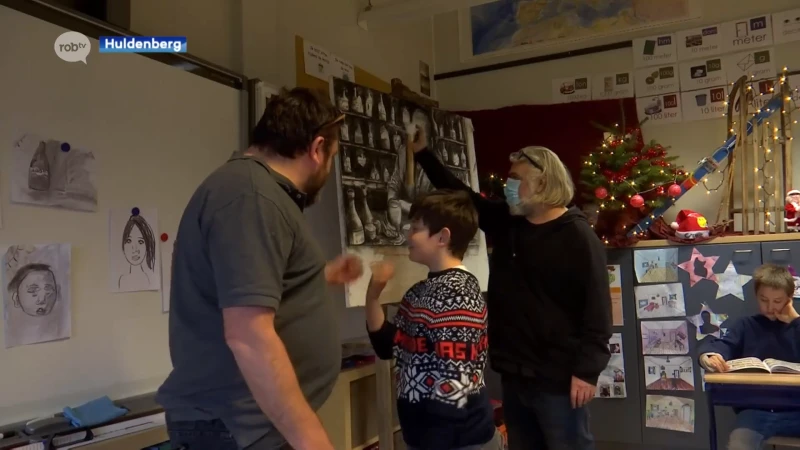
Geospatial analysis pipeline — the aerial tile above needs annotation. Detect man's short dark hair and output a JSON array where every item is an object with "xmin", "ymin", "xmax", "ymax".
[
  {"xmin": 250, "ymin": 87, "xmax": 341, "ymax": 158},
  {"xmin": 408, "ymin": 189, "xmax": 478, "ymax": 259}
]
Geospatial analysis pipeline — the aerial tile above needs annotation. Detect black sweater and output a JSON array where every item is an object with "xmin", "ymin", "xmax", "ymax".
[
  {"xmin": 415, "ymin": 149, "xmax": 612, "ymax": 392},
  {"xmin": 368, "ymin": 268, "xmax": 495, "ymax": 450}
]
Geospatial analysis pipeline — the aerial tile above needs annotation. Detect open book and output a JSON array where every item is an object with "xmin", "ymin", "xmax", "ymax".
[{"xmin": 726, "ymin": 357, "xmax": 800, "ymax": 374}]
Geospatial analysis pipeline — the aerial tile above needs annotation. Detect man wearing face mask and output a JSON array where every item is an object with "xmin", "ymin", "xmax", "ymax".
[{"xmin": 410, "ymin": 127, "xmax": 611, "ymax": 450}]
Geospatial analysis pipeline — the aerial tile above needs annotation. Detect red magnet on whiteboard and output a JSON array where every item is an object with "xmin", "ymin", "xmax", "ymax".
[
  {"xmin": 60, "ymin": 142, "xmax": 71, "ymax": 152},
  {"xmin": 131, "ymin": 207, "xmax": 140, "ymax": 216},
  {"xmin": 161, "ymin": 233, "xmax": 168, "ymax": 242}
]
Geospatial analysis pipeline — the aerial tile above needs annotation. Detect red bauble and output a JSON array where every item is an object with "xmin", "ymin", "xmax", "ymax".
[
  {"xmin": 656, "ymin": 186, "xmax": 665, "ymax": 195},
  {"xmin": 630, "ymin": 195, "xmax": 645, "ymax": 208},
  {"xmin": 668, "ymin": 184, "xmax": 682, "ymax": 197},
  {"xmin": 595, "ymin": 187, "xmax": 608, "ymax": 199}
]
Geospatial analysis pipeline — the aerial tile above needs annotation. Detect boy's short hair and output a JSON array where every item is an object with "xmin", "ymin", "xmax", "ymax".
[
  {"xmin": 753, "ymin": 264, "xmax": 795, "ymax": 297},
  {"xmin": 408, "ymin": 189, "xmax": 478, "ymax": 259}
]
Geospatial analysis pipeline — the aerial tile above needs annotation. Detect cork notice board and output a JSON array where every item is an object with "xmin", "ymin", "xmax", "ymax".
[{"xmin": 295, "ymin": 35, "xmax": 390, "ymax": 94}]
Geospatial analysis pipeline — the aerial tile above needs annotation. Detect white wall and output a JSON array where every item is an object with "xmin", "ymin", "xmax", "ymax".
[
  {"xmin": 129, "ymin": 0, "xmax": 440, "ymax": 340},
  {"xmin": 433, "ymin": 0, "xmax": 800, "ymax": 225}
]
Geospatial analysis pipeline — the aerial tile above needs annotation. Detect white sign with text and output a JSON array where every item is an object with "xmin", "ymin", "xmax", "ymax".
[
  {"xmin": 551, "ymin": 76, "xmax": 592, "ymax": 103},
  {"xmin": 681, "ymin": 86, "xmax": 729, "ymax": 122},
  {"xmin": 720, "ymin": 15, "xmax": 773, "ymax": 52},
  {"xmin": 679, "ymin": 57, "xmax": 727, "ymax": 91},
  {"xmin": 632, "ymin": 34, "xmax": 677, "ymax": 68},
  {"xmin": 591, "ymin": 72, "xmax": 634, "ymax": 100},
  {"xmin": 724, "ymin": 48, "xmax": 776, "ymax": 83},
  {"xmin": 303, "ymin": 40, "xmax": 354, "ymax": 82},
  {"xmin": 634, "ymin": 64, "xmax": 680, "ymax": 97},
  {"xmin": 751, "ymin": 75, "xmax": 800, "ymax": 110},
  {"xmin": 772, "ymin": 9, "xmax": 800, "ymax": 44},
  {"xmin": 637, "ymin": 93, "xmax": 683, "ymax": 125},
  {"xmin": 676, "ymin": 25, "xmax": 725, "ymax": 60}
]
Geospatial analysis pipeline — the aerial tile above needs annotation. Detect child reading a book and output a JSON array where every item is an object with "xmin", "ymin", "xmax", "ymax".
[
  {"xmin": 698, "ymin": 263, "xmax": 800, "ymax": 450},
  {"xmin": 365, "ymin": 189, "xmax": 501, "ymax": 450}
]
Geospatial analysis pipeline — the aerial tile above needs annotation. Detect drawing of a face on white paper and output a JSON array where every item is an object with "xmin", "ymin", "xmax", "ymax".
[
  {"xmin": 110, "ymin": 209, "xmax": 160, "ymax": 292},
  {"xmin": 3, "ymin": 244, "xmax": 71, "ymax": 348}
]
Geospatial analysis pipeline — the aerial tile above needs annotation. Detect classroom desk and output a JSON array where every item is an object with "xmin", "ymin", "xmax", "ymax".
[{"xmin": 704, "ymin": 373, "xmax": 800, "ymax": 450}]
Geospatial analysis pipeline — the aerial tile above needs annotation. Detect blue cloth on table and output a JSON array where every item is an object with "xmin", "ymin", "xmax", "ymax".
[{"xmin": 63, "ymin": 396, "xmax": 128, "ymax": 428}]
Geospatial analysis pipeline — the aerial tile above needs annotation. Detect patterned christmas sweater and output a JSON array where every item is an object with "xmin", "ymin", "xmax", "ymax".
[{"xmin": 367, "ymin": 267, "xmax": 495, "ymax": 450}]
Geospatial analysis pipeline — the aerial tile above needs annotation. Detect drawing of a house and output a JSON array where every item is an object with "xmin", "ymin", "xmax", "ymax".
[
  {"xmin": 644, "ymin": 356, "xmax": 694, "ymax": 390},
  {"xmin": 641, "ymin": 321, "xmax": 689, "ymax": 355}
]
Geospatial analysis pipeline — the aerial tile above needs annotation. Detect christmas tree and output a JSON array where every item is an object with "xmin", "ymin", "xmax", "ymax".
[{"xmin": 580, "ymin": 126, "xmax": 688, "ymax": 212}]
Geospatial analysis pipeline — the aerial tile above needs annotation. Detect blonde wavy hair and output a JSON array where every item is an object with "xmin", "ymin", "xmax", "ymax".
[{"xmin": 509, "ymin": 146, "xmax": 575, "ymax": 209}]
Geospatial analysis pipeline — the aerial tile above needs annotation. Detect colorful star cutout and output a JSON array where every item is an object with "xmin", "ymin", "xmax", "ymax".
[
  {"xmin": 677, "ymin": 248, "xmax": 719, "ymax": 287},
  {"xmin": 714, "ymin": 262, "xmax": 752, "ymax": 301},
  {"xmin": 688, "ymin": 303, "xmax": 728, "ymax": 339}
]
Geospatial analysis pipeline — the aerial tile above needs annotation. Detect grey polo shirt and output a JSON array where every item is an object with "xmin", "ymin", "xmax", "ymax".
[{"xmin": 156, "ymin": 153, "xmax": 341, "ymax": 448}]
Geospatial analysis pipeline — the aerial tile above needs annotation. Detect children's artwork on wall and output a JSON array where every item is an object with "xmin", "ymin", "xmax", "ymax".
[
  {"xmin": 677, "ymin": 247, "xmax": 720, "ymax": 287},
  {"xmin": 633, "ymin": 248, "xmax": 679, "ymax": 283},
  {"xmin": 644, "ymin": 356, "xmax": 695, "ymax": 391},
  {"xmin": 641, "ymin": 320, "xmax": 689, "ymax": 355},
  {"xmin": 596, "ymin": 333, "xmax": 626, "ymax": 398},
  {"xmin": 11, "ymin": 134, "xmax": 97, "ymax": 212},
  {"xmin": 634, "ymin": 283, "xmax": 686, "ymax": 319},
  {"xmin": 109, "ymin": 208, "xmax": 161, "ymax": 293},
  {"xmin": 607, "ymin": 265, "xmax": 623, "ymax": 325},
  {"xmin": 332, "ymin": 77, "xmax": 476, "ymax": 248},
  {"xmin": 2, "ymin": 244, "xmax": 71, "ymax": 348},
  {"xmin": 788, "ymin": 266, "xmax": 800, "ymax": 299},
  {"xmin": 714, "ymin": 262, "xmax": 752, "ymax": 301},
  {"xmin": 688, "ymin": 303, "xmax": 728, "ymax": 339},
  {"xmin": 645, "ymin": 395, "xmax": 695, "ymax": 433}
]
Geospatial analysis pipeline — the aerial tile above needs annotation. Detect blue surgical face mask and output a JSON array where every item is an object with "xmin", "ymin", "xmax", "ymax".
[{"xmin": 504, "ymin": 178, "xmax": 522, "ymax": 207}]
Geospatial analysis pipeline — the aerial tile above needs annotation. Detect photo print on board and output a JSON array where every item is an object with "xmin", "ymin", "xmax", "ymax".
[
  {"xmin": 2, "ymin": 244, "xmax": 71, "ymax": 348},
  {"xmin": 11, "ymin": 134, "xmax": 98, "ymax": 212},
  {"xmin": 332, "ymin": 77, "xmax": 478, "ymax": 248},
  {"xmin": 596, "ymin": 333, "xmax": 626, "ymax": 398},
  {"xmin": 109, "ymin": 208, "xmax": 161, "ymax": 293}
]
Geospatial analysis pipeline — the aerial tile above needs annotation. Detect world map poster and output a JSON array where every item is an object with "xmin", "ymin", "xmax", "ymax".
[{"xmin": 468, "ymin": 0, "xmax": 696, "ymax": 58}]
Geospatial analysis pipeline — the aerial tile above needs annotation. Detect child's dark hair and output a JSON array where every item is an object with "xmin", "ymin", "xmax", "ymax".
[
  {"xmin": 408, "ymin": 189, "xmax": 478, "ymax": 259},
  {"xmin": 753, "ymin": 263, "xmax": 795, "ymax": 297}
]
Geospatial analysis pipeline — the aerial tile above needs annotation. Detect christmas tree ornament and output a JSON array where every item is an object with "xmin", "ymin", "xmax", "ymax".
[
  {"xmin": 656, "ymin": 186, "xmax": 665, "ymax": 195},
  {"xmin": 670, "ymin": 209, "xmax": 709, "ymax": 240},
  {"xmin": 595, "ymin": 187, "xmax": 608, "ymax": 199},
  {"xmin": 677, "ymin": 247, "xmax": 719, "ymax": 287},
  {"xmin": 630, "ymin": 195, "xmax": 644, "ymax": 208},
  {"xmin": 784, "ymin": 189, "xmax": 800, "ymax": 232},
  {"xmin": 714, "ymin": 262, "xmax": 752, "ymax": 301},
  {"xmin": 668, "ymin": 184, "xmax": 682, "ymax": 197}
]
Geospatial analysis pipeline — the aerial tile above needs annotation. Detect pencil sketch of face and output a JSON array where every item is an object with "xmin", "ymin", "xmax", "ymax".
[
  {"xmin": 122, "ymin": 215, "xmax": 156, "ymax": 271},
  {"xmin": 8, "ymin": 263, "xmax": 58, "ymax": 317}
]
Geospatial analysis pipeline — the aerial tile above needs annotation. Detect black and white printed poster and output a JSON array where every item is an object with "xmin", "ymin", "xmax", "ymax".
[{"xmin": 331, "ymin": 77, "xmax": 476, "ymax": 247}]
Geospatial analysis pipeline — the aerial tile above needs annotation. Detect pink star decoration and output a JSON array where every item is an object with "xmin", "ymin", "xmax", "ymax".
[{"xmin": 677, "ymin": 247, "xmax": 719, "ymax": 287}]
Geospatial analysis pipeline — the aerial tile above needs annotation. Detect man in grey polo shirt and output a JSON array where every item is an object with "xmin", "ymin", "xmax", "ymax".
[{"xmin": 156, "ymin": 87, "xmax": 363, "ymax": 450}]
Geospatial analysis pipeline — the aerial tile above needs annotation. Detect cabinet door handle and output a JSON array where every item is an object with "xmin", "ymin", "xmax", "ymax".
[
  {"xmin": 772, "ymin": 248, "xmax": 790, "ymax": 252},
  {"xmin": 734, "ymin": 249, "xmax": 752, "ymax": 253}
]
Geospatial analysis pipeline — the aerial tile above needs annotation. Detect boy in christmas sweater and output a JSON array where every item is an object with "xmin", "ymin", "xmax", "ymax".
[
  {"xmin": 365, "ymin": 189, "xmax": 501, "ymax": 450},
  {"xmin": 698, "ymin": 264, "xmax": 800, "ymax": 450}
]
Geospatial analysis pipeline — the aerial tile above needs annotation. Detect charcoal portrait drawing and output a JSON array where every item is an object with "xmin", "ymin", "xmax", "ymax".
[
  {"xmin": 109, "ymin": 208, "xmax": 161, "ymax": 293},
  {"xmin": 3, "ymin": 244, "xmax": 71, "ymax": 348}
]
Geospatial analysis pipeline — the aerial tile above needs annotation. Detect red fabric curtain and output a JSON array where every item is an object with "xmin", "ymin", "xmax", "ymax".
[{"xmin": 458, "ymin": 98, "xmax": 640, "ymax": 203}]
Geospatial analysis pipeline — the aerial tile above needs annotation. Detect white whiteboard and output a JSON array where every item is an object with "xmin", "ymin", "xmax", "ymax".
[{"xmin": 0, "ymin": 6, "xmax": 243, "ymax": 424}]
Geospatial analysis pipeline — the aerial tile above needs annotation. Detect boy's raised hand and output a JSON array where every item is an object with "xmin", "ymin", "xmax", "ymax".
[
  {"xmin": 776, "ymin": 301, "xmax": 800, "ymax": 323},
  {"xmin": 370, "ymin": 261, "xmax": 395, "ymax": 285}
]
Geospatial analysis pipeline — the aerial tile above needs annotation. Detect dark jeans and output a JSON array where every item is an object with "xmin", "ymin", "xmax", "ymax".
[
  {"xmin": 501, "ymin": 376, "xmax": 594, "ymax": 450},
  {"xmin": 728, "ymin": 409, "xmax": 800, "ymax": 450},
  {"xmin": 166, "ymin": 417, "xmax": 291, "ymax": 450}
]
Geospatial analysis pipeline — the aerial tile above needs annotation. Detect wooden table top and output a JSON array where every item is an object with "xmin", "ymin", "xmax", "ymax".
[{"xmin": 704, "ymin": 373, "xmax": 800, "ymax": 386}]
